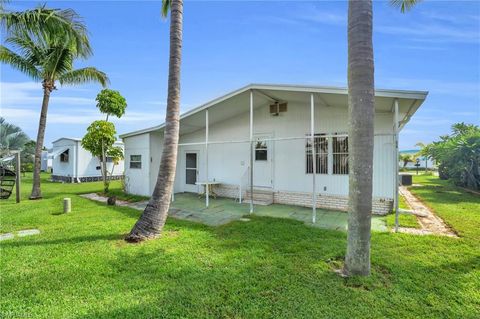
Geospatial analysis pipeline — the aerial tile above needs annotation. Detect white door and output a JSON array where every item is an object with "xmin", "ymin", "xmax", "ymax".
[
  {"xmin": 253, "ymin": 134, "xmax": 273, "ymax": 188},
  {"xmin": 184, "ymin": 151, "xmax": 199, "ymax": 192}
]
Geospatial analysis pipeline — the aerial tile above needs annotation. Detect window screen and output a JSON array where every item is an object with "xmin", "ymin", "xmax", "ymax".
[
  {"xmin": 255, "ymin": 141, "xmax": 268, "ymax": 161},
  {"xmin": 185, "ymin": 153, "xmax": 197, "ymax": 185}
]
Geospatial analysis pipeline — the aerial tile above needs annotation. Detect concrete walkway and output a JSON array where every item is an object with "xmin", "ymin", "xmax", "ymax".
[
  {"xmin": 397, "ymin": 186, "xmax": 458, "ymax": 237},
  {"xmin": 0, "ymin": 229, "xmax": 40, "ymax": 241},
  {"xmin": 80, "ymin": 193, "xmax": 388, "ymax": 232}
]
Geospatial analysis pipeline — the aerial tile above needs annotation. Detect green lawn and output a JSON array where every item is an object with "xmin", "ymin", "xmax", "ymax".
[{"xmin": 1, "ymin": 174, "xmax": 479, "ymax": 318}]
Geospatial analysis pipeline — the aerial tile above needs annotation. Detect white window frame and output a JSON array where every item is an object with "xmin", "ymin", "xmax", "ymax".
[{"xmin": 129, "ymin": 155, "xmax": 142, "ymax": 169}]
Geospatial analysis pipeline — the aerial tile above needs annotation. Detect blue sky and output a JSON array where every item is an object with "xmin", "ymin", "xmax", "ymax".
[{"xmin": 1, "ymin": 0, "xmax": 479, "ymax": 150}]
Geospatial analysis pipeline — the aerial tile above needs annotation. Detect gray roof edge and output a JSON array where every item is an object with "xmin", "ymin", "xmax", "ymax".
[
  {"xmin": 120, "ymin": 83, "xmax": 428, "ymax": 139},
  {"xmin": 52, "ymin": 137, "xmax": 124, "ymax": 145}
]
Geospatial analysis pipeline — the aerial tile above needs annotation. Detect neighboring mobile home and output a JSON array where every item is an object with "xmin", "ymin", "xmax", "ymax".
[
  {"xmin": 120, "ymin": 84, "xmax": 427, "ymax": 215},
  {"xmin": 41, "ymin": 150, "xmax": 52, "ymax": 172},
  {"xmin": 51, "ymin": 138, "xmax": 124, "ymax": 182}
]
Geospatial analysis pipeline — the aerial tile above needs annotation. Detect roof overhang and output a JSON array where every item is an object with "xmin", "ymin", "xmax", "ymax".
[{"xmin": 120, "ymin": 83, "xmax": 428, "ymax": 139}]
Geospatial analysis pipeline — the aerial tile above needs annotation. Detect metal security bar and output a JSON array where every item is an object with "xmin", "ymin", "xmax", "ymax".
[
  {"xmin": 332, "ymin": 134, "xmax": 349, "ymax": 175},
  {"xmin": 306, "ymin": 134, "xmax": 328, "ymax": 174}
]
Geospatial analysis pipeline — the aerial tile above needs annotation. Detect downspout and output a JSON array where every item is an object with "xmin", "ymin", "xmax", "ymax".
[{"xmin": 71, "ymin": 142, "xmax": 76, "ymax": 183}]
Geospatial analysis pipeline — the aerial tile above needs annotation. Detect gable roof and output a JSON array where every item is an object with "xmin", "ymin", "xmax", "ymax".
[{"xmin": 120, "ymin": 83, "xmax": 428, "ymax": 139}]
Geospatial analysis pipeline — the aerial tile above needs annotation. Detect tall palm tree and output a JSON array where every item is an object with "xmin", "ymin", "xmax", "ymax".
[
  {"xmin": 126, "ymin": 0, "xmax": 183, "ymax": 242},
  {"xmin": 344, "ymin": 0, "xmax": 421, "ymax": 276},
  {"xmin": 1, "ymin": 9, "xmax": 108, "ymax": 199}
]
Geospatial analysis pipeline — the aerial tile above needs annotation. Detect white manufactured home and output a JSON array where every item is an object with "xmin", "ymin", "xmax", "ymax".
[
  {"xmin": 120, "ymin": 84, "xmax": 427, "ymax": 215},
  {"xmin": 51, "ymin": 138, "xmax": 125, "ymax": 183}
]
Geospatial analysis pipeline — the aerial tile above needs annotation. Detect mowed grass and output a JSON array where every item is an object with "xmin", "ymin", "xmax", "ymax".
[{"xmin": 1, "ymin": 174, "xmax": 479, "ymax": 318}]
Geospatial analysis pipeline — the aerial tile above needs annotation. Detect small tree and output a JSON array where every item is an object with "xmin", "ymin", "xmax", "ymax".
[{"xmin": 82, "ymin": 89, "xmax": 126, "ymax": 192}]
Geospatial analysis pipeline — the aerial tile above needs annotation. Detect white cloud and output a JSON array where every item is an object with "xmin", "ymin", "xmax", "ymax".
[
  {"xmin": 1, "ymin": 82, "xmax": 95, "ymax": 106},
  {"xmin": 301, "ymin": 10, "xmax": 346, "ymax": 26},
  {"xmin": 377, "ymin": 24, "xmax": 479, "ymax": 44}
]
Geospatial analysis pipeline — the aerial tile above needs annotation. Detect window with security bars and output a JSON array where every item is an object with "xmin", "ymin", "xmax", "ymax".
[
  {"xmin": 333, "ymin": 135, "xmax": 348, "ymax": 174},
  {"xmin": 306, "ymin": 134, "xmax": 328, "ymax": 174}
]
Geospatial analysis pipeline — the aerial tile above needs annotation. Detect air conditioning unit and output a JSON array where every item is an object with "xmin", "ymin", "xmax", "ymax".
[{"xmin": 269, "ymin": 102, "xmax": 287, "ymax": 116}]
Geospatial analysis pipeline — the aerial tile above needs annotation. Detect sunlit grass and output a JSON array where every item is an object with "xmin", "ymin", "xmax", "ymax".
[{"xmin": 1, "ymin": 173, "xmax": 478, "ymax": 318}]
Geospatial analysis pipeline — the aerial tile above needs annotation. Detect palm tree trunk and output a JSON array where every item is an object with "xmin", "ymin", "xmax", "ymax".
[
  {"xmin": 126, "ymin": 0, "xmax": 183, "ymax": 242},
  {"xmin": 344, "ymin": 0, "xmax": 375, "ymax": 276},
  {"xmin": 30, "ymin": 82, "xmax": 53, "ymax": 200}
]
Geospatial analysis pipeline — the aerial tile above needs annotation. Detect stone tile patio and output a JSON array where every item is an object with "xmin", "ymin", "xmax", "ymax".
[{"xmin": 81, "ymin": 193, "xmax": 387, "ymax": 232}]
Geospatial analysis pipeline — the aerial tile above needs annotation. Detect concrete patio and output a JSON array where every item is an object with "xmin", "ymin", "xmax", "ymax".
[
  {"xmin": 82, "ymin": 193, "xmax": 387, "ymax": 232},
  {"xmin": 172, "ymin": 194, "xmax": 387, "ymax": 231}
]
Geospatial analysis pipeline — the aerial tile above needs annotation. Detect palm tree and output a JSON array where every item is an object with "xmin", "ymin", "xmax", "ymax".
[
  {"xmin": 344, "ymin": 0, "xmax": 421, "ymax": 276},
  {"xmin": 0, "ymin": 117, "xmax": 29, "ymax": 151},
  {"xmin": 126, "ymin": 0, "xmax": 183, "ymax": 242},
  {"xmin": 399, "ymin": 153, "xmax": 414, "ymax": 168},
  {"xmin": 1, "ymin": 8, "xmax": 108, "ymax": 199}
]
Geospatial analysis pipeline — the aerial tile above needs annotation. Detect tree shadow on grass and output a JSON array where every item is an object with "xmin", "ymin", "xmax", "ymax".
[
  {"xmin": 409, "ymin": 185, "xmax": 480, "ymax": 205},
  {"xmin": 71, "ymin": 218, "xmax": 478, "ymax": 319},
  {"xmin": 0, "ymin": 233, "xmax": 124, "ymax": 248}
]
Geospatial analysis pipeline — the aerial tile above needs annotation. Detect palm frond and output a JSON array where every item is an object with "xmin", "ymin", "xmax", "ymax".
[
  {"xmin": 4, "ymin": 32, "xmax": 47, "ymax": 64},
  {"xmin": 0, "ymin": 45, "xmax": 41, "ymax": 80},
  {"xmin": 43, "ymin": 46, "xmax": 74, "ymax": 80},
  {"xmin": 161, "ymin": 0, "xmax": 171, "ymax": 18},
  {"xmin": 58, "ymin": 67, "xmax": 109, "ymax": 87},
  {"xmin": 0, "ymin": 117, "xmax": 30, "ymax": 151},
  {"xmin": 1, "ymin": 6, "xmax": 92, "ymax": 58},
  {"xmin": 390, "ymin": 0, "xmax": 422, "ymax": 13}
]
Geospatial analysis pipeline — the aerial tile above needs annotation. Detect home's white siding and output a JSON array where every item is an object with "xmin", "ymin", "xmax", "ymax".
[
  {"xmin": 132, "ymin": 101, "xmax": 397, "ymax": 206},
  {"xmin": 51, "ymin": 139, "xmax": 76, "ymax": 178},
  {"xmin": 75, "ymin": 141, "xmax": 124, "ymax": 179},
  {"xmin": 175, "ymin": 102, "xmax": 396, "ymax": 199},
  {"xmin": 52, "ymin": 138, "xmax": 124, "ymax": 182},
  {"xmin": 124, "ymin": 134, "xmax": 150, "ymax": 195},
  {"xmin": 149, "ymin": 131, "xmax": 164, "ymax": 194}
]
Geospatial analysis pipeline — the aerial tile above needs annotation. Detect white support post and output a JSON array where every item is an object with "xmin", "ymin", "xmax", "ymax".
[
  {"xmin": 311, "ymin": 93, "xmax": 316, "ymax": 223},
  {"xmin": 72, "ymin": 143, "xmax": 76, "ymax": 183},
  {"xmin": 249, "ymin": 90, "xmax": 254, "ymax": 214},
  {"xmin": 205, "ymin": 109, "xmax": 209, "ymax": 208},
  {"xmin": 394, "ymin": 98, "xmax": 400, "ymax": 232}
]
